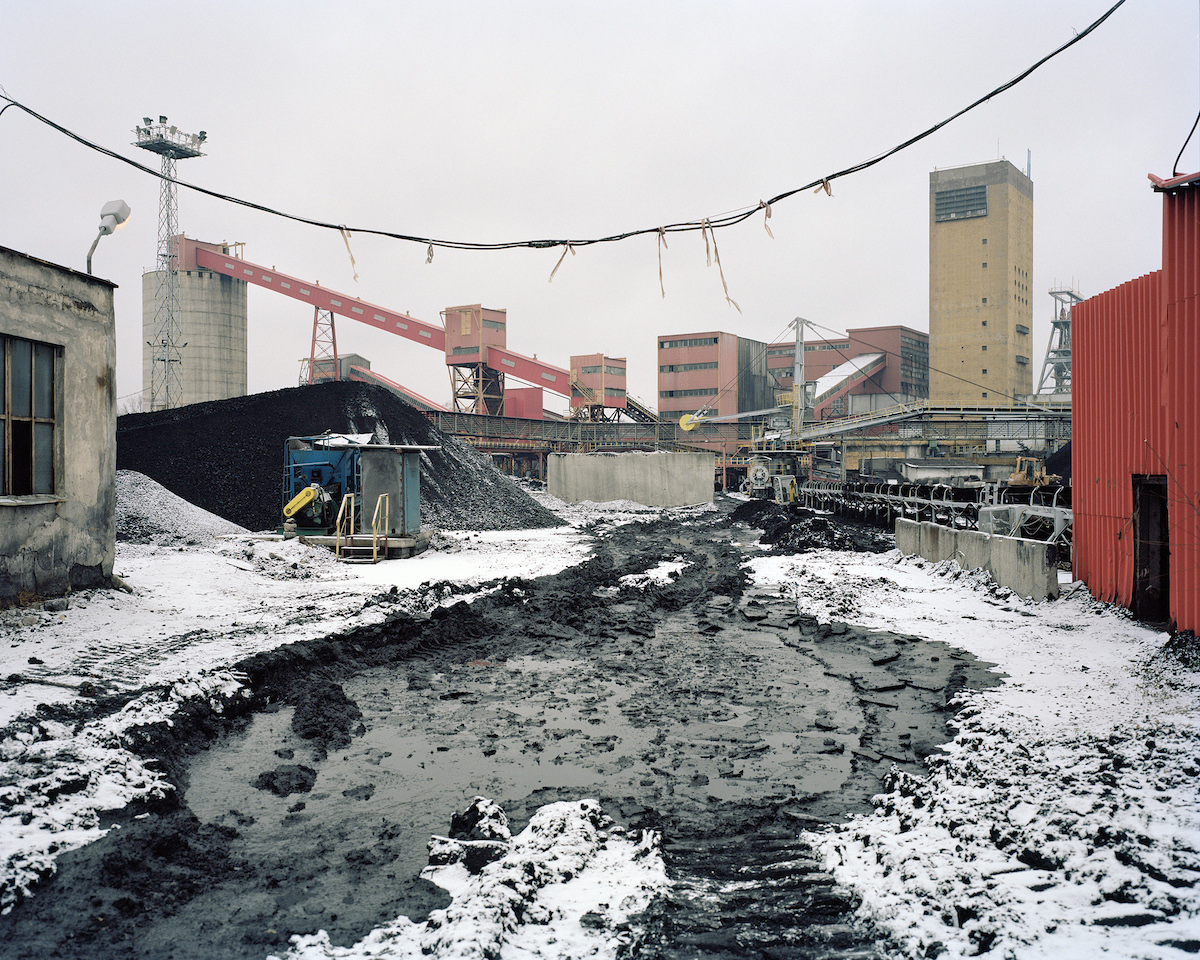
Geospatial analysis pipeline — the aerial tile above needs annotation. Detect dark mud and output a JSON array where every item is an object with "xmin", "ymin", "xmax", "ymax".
[{"xmin": 0, "ymin": 500, "xmax": 1002, "ymax": 958}]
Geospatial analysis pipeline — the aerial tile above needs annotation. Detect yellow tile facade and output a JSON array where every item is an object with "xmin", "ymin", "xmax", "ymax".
[{"xmin": 929, "ymin": 160, "xmax": 1034, "ymax": 407}]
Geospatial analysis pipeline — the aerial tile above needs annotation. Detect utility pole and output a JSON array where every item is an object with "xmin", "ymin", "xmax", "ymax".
[{"xmin": 791, "ymin": 317, "xmax": 810, "ymax": 438}]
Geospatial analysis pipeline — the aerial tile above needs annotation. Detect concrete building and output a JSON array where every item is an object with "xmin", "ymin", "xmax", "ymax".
[
  {"xmin": 142, "ymin": 236, "xmax": 247, "ymax": 408},
  {"xmin": 767, "ymin": 325, "xmax": 929, "ymax": 418},
  {"xmin": 0, "ymin": 246, "xmax": 117, "ymax": 602},
  {"xmin": 929, "ymin": 160, "xmax": 1034, "ymax": 406},
  {"xmin": 657, "ymin": 331, "xmax": 773, "ymax": 431}
]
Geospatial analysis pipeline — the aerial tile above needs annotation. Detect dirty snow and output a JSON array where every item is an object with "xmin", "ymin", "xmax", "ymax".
[
  {"xmin": 276, "ymin": 800, "xmax": 666, "ymax": 960},
  {"xmin": 1, "ymin": 478, "xmax": 1198, "ymax": 958},
  {"xmin": 750, "ymin": 550, "xmax": 1200, "ymax": 959}
]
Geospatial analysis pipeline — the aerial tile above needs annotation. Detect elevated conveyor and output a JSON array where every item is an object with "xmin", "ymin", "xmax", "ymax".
[
  {"xmin": 347, "ymin": 366, "xmax": 449, "ymax": 412},
  {"xmin": 191, "ymin": 242, "xmax": 446, "ymax": 350},
  {"xmin": 811, "ymin": 352, "xmax": 887, "ymax": 416}
]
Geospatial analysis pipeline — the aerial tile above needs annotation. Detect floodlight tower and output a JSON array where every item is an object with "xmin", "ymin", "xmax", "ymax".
[{"xmin": 133, "ymin": 116, "xmax": 206, "ymax": 410}]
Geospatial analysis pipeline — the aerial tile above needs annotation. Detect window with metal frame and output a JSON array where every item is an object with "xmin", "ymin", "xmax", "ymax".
[
  {"xmin": 2, "ymin": 335, "xmax": 59, "ymax": 496},
  {"xmin": 934, "ymin": 184, "xmax": 988, "ymax": 221}
]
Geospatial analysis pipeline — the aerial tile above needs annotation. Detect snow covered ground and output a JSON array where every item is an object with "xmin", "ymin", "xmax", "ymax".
[
  {"xmin": 2, "ymin": 478, "xmax": 1198, "ymax": 958},
  {"xmin": 749, "ymin": 551, "xmax": 1200, "ymax": 960}
]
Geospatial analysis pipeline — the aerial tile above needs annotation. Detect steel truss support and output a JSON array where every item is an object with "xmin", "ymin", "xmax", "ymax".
[
  {"xmin": 450, "ymin": 362, "xmax": 504, "ymax": 416},
  {"xmin": 308, "ymin": 307, "xmax": 340, "ymax": 383},
  {"xmin": 149, "ymin": 154, "xmax": 183, "ymax": 411},
  {"xmin": 1037, "ymin": 288, "xmax": 1081, "ymax": 398}
]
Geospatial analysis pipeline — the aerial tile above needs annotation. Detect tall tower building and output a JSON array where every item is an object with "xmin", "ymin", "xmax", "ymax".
[{"xmin": 929, "ymin": 160, "xmax": 1033, "ymax": 406}]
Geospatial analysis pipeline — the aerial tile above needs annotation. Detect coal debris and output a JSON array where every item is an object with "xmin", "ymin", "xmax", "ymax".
[{"xmin": 117, "ymin": 381, "xmax": 561, "ymax": 533}]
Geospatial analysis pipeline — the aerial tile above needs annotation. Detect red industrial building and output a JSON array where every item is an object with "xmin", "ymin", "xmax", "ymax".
[
  {"xmin": 570, "ymin": 353, "xmax": 627, "ymax": 418},
  {"xmin": 657, "ymin": 331, "xmax": 774, "ymax": 425},
  {"xmin": 767, "ymin": 325, "xmax": 929, "ymax": 419},
  {"xmin": 1073, "ymin": 171, "xmax": 1200, "ymax": 632}
]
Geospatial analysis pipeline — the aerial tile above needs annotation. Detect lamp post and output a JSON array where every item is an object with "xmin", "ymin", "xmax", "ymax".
[{"xmin": 86, "ymin": 199, "xmax": 131, "ymax": 274}]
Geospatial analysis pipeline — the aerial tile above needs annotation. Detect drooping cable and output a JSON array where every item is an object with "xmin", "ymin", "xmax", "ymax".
[
  {"xmin": 1174, "ymin": 109, "xmax": 1200, "ymax": 176},
  {"xmin": 0, "ymin": 0, "xmax": 1126, "ymax": 257}
]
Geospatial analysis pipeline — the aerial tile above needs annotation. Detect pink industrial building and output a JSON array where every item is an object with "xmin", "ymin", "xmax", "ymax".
[
  {"xmin": 570, "ymin": 354, "xmax": 627, "ymax": 415},
  {"xmin": 767, "ymin": 325, "xmax": 929, "ymax": 419},
  {"xmin": 657, "ymin": 331, "xmax": 774, "ymax": 425}
]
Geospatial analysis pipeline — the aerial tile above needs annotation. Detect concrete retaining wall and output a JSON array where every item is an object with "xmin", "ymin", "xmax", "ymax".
[
  {"xmin": 896, "ymin": 519, "xmax": 1059, "ymax": 601},
  {"xmin": 548, "ymin": 451, "xmax": 713, "ymax": 507}
]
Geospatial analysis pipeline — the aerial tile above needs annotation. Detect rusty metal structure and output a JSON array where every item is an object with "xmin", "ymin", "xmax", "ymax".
[{"xmin": 1073, "ymin": 171, "xmax": 1200, "ymax": 630}]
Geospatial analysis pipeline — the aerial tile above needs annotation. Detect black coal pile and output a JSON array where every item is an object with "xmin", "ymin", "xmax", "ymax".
[
  {"xmin": 731, "ymin": 497, "xmax": 894, "ymax": 553},
  {"xmin": 117, "ymin": 381, "xmax": 561, "ymax": 533},
  {"xmin": 1045, "ymin": 440, "xmax": 1072, "ymax": 483}
]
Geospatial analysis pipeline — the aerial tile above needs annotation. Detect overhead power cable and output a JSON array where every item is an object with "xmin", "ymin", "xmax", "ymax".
[{"xmin": 0, "ymin": 1, "xmax": 1124, "ymax": 257}]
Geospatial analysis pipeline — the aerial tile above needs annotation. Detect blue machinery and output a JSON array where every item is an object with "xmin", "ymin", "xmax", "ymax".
[{"xmin": 282, "ymin": 434, "xmax": 431, "ymax": 540}]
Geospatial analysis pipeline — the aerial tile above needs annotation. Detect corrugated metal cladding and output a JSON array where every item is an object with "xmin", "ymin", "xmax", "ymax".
[{"xmin": 1073, "ymin": 182, "xmax": 1200, "ymax": 631}]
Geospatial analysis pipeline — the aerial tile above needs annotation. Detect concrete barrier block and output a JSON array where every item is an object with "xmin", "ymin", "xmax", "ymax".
[
  {"xmin": 895, "ymin": 519, "xmax": 920, "ymax": 556},
  {"xmin": 893, "ymin": 518, "xmax": 1059, "ymax": 601},
  {"xmin": 922, "ymin": 522, "xmax": 955, "ymax": 562},
  {"xmin": 548, "ymin": 451, "xmax": 713, "ymax": 506}
]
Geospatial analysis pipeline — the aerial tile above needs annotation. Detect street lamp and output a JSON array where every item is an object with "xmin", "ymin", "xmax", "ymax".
[{"xmin": 86, "ymin": 199, "xmax": 131, "ymax": 274}]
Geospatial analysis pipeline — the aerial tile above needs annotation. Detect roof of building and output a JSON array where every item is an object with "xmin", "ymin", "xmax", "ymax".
[
  {"xmin": 1149, "ymin": 171, "xmax": 1200, "ymax": 191},
  {"xmin": 0, "ymin": 244, "xmax": 119, "ymax": 288},
  {"xmin": 813, "ymin": 352, "xmax": 884, "ymax": 399}
]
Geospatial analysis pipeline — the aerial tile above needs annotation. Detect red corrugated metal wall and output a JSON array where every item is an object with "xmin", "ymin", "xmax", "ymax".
[
  {"xmin": 1073, "ymin": 271, "xmax": 1163, "ymax": 606},
  {"xmin": 1073, "ymin": 182, "xmax": 1200, "ymax": 631},
  {"xmin": 1162, "ymin": 186, "xmax": 1200, "ymax": 631}
]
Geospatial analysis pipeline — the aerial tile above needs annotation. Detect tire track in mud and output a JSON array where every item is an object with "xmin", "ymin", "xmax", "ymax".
[{"xmin": 0, "ymin": 504, "xmax": 1001, "ymax": 958}]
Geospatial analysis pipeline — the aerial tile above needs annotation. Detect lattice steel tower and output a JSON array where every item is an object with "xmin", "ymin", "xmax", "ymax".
[
  {"xmin": 1036, "ymin": 287, "xmax": 1080, "ymax": 398},
  {"xmin": 134, "ymin": 117, "xmax": 205, "ymax": 410}
]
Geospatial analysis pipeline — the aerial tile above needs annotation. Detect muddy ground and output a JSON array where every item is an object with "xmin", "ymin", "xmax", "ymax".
[{"xmin": 0, "ymin": 500, "xmax": 1000, "ymax": 959}]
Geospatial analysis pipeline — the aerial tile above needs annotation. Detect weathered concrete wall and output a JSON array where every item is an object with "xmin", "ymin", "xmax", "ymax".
[
  {"xmin": 360, "ymin": 447, "xmax": 421, "ymax": 537},
  {"xmin": 548, "ymin": 451, "xmax": 713, "ymax": 507},
  {"xmin": 0, "ymin": 246, "xmax": 117, "ymax": 602},
  {"xmin": 896, "ymin": 518, "xmax": 1059, "ymax": 601}
]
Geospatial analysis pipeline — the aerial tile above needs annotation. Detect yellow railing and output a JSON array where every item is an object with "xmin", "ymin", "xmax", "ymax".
[
  {"xmin": 335, "ymin": 494, "xmax": 356, "ymax": 560},
  {"xmin": 370, "ymin": 494, "xmax": 389, "ymax": 563}
]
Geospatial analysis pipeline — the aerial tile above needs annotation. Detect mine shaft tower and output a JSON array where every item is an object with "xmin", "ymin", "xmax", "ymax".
[{"xmin": 134, "ymin": 116, "xmax": 205, "ymax": 410}]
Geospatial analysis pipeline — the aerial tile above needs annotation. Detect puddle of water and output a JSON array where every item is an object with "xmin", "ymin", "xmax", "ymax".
[{"xmin": 184, "ymin": 617, "xmax": 859, "ymax": 875}]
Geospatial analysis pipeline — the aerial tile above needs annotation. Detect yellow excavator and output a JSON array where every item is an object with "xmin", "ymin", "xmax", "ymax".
[{"xmin": 1008, "ymin": 456, "xmax": 1061, "ymax": 487}]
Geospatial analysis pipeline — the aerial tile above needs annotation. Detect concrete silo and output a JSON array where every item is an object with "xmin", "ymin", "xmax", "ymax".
[{"xmin": 142, "ymin": 237, "xmax": 247, "ymax": 408}]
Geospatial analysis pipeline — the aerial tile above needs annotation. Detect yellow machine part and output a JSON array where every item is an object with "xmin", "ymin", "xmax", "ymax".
[
  {"xmin": 284, "ymin": 485, "xmax": 318, "ymax": 518},
  {"xmin": 679, "ymin": 413, "xmax": 697, "ymax": 432}
]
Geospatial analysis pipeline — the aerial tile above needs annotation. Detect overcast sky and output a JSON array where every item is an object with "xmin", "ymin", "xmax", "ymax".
[{"xmin": 2, "ymin": 1, "xmax": 1196, "ymax": 411}]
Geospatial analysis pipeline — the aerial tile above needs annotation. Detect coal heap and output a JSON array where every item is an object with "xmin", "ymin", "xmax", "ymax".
[
  {"xmin": 117, "ymin": 381, "xmax": 562, "ymax": 533},
  {"xmin": 1045, "ymin": 441, "xmax": 1071, "ymax": 483},
  {"xmin": 731, "ymin": 498, "xmax": 894, "ymax": 554}
]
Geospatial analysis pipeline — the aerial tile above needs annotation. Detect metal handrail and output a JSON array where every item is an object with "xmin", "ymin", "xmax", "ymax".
[
  {"xmin": 371, "ymin": 494, "xmax": 389, "ymax": 563},
  {"xmin": 335, "ymin": 494, "xmax": 356, "ymax": 560}
]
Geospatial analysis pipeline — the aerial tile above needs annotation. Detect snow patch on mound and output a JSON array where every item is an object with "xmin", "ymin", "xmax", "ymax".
[
  {"xmin": 746, "ymin": 549, "xmax": 1200, "ymax": 960},
  {"xmin": 116, "ymin": 470, "xmax": 248, "ymax": 544},
  {"xmin": 276, "ymin": 799, "xmax": 667, "ymax": 960},
  {"xmin": 0, "ymin": 671, "xmax": 249, "ymax": 915}
]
